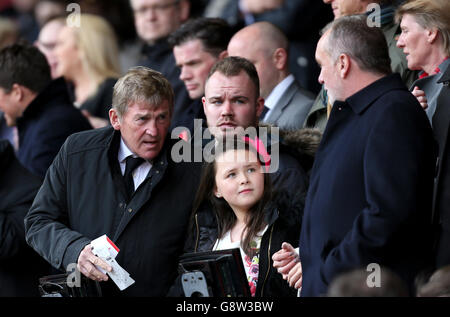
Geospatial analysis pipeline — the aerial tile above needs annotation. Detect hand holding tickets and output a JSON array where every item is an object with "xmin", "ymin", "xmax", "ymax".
[{"xmin": 78, "ymin": 235, "xmax": 135, "ymax": 291}]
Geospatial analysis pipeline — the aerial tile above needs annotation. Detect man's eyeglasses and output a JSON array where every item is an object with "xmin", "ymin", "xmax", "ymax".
[{"xmin": 133, "ymin": 0, "xmax": 180, "ymax": 16}]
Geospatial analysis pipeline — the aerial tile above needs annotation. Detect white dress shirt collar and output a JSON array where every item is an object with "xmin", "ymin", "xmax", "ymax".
[
  {"xmin": 118, "ymin": 137, "xmax": 135, "ymax": 164},
  {"xmin": 118, "ymin": 137, "xmax": 152, "ymax": 190}
]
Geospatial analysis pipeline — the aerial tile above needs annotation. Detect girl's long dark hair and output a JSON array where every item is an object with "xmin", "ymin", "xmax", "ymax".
[{"xmin": 192, "ymin": 137, "xmax": 272, "ymax": 258}]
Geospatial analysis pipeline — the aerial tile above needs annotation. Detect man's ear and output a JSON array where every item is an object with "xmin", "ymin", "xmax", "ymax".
[
  {"xmin": 338, "ymin": 53, "xmax": 351, "ymax": 79},
  {"xmin": 273, "ymin": 48, "xmax": 288, "ymax": 70},
  {"xmin": 109, "ymin": 108, "xmax": 121, "ymax": 130},
  {"xmin": 179, "ymin": 0, "xmax": 190, "ymax": 23},
  {"xmin": 218, "ymin": 50, "xmax": 228, "ymax": 60},
  {"xmin": 255, "ymin": 96, "xmax": 265, "ymax": 118},
  {"xmin": 11, "ymin": 83, "xmax": 23, "ymax": 101},
  {"xmin": 426, "ymin": 27, "xmax": 439, "ymax": 44}
]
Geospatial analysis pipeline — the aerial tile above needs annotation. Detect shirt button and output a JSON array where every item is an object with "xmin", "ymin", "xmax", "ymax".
[{"xmin": 128, "ymin": 208, "xmax": 133, "ymax": 213}]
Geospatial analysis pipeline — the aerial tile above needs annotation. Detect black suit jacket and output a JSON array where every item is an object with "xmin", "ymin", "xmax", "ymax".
[{"xmin": 0, "ymin": 140, "xmax": 50, "ymax": 296}]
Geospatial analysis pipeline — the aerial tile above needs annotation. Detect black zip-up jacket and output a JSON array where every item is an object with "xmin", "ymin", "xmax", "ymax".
[{"xmin": 24, "ymin": 127, "xmax": 203, "ymax": 296}]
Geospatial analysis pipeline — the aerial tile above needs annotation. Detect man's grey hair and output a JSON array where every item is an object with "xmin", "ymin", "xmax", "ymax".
[
  {"xmin": 112, "ymin": 66, "xmax": 174, "ymax": 118},
  {"xmin": 321, "ymin": 15, "xmax": 392, "ymax": 76}
]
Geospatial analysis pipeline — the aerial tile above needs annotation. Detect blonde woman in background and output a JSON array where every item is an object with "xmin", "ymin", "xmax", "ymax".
[{"xmin": 55, "ymin": 14, "xmax": 121, "ymax": 128}]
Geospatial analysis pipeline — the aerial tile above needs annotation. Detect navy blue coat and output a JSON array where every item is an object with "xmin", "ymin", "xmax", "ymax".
[
  {"xmin": 16, "ymin": 78, "xmax": 92, "ymax": 177},
  {"xmin": 299, "ymin": 74, "xmax": 437, "ymax": 296}
]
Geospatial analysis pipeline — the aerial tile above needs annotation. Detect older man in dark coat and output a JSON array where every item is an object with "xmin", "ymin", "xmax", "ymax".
[
  {"xmin": 25, "ymin": 67, "xmax": 203, "ymax": 297},
  {"xmin": 274, "ymin": 16, "xmax": 437, "ymax": 297}
]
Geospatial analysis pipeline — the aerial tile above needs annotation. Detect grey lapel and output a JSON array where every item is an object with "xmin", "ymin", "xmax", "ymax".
[{"xmin": 265, "ymin": 80, "xmax": 299, "ymax": 123}]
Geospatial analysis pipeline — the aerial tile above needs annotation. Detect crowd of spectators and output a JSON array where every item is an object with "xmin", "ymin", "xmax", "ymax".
[{"xmin": 0, "ymin": 0, "xmax": 449, "ymax": 299}]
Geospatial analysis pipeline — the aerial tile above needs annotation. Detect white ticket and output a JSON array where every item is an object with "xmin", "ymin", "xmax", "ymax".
[
  {"xmin": 91, "ymin": 235, "xmax": 119, "ymax": 259},
  {"xmin": 101, "ymin": 256, "xmax": 135, "ymax": 291},
  {"xmin": 91, "ymin": 235, "xmax": 135, "ymax": 291}
]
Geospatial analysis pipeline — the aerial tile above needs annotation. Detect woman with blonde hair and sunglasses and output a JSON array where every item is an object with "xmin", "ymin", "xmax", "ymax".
[{"xmin": 54, "ymin": 14, "xmax": 121, "ymax": 128}]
